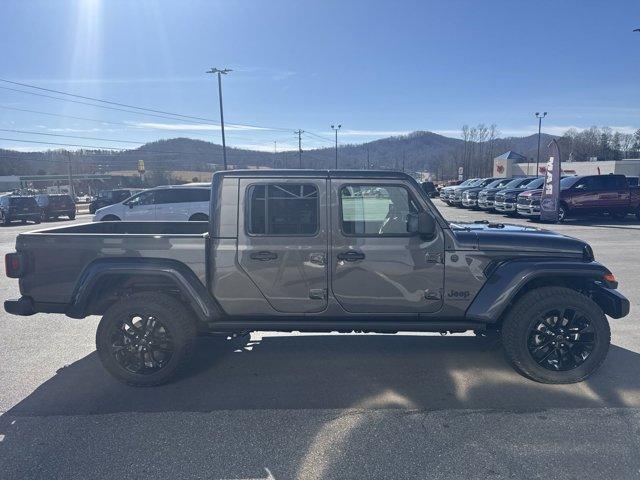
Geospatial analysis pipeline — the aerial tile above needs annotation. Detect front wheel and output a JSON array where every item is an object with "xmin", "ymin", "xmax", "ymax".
[
  {"xmin": 96, "ymin": 292, "xmax": 197, "ymax": 386},
  {"xmin": 69, "ymin": 213, "xmax": 76, "ymax": 220},
  {"xmin": 501, "ymin": 286, "xmax": 610, "ymax": 384}
]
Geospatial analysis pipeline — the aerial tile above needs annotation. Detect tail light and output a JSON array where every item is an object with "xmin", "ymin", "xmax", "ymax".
[
  {"xmin": 5, "ymin": 252, "xmax": 25, "ymax": 278},
  {"xmin": 603, "ymin": 272, "xmax": 618, "ymax": 288}
]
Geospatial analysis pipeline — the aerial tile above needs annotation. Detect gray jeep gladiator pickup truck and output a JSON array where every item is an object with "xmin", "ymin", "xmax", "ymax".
[{"xmin": 5, "ymin": 170, "xmax": 630, "ymax": 386}]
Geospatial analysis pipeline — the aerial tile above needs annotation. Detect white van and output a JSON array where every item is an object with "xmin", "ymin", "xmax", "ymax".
[{"xmin": 93, "ymin": 184, "xmax": 211, "ymax": 222}]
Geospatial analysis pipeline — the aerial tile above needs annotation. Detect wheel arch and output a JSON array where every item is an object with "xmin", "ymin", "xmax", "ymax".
[
  {"xmin": 465, "ymin": 259, "xmax": 616, "ymax": 325},
  {"xmin": 66, "ymin": 257, "xmax": 222, "ymax": 323}
]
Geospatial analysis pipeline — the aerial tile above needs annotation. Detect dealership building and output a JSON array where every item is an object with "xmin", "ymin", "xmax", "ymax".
[{"xmin": 493, "ymin": 151, "xmax": 640, "ymax": 178}]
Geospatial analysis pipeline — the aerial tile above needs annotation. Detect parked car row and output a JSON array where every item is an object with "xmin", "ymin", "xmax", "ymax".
[
  {"xmin": 0, "ymin": 193, "xmax": 77, "ymax": 226},
  {"xmin": 441, "ymin": 174, "xmax": 640, "ymax": 222}
]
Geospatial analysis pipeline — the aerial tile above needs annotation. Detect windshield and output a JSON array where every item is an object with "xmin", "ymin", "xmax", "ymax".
[
  {"xmin": 560, "ymin": 176, "xmax": 580, "ymax": 188},
  {"xmin": 523, "ymin": 177, "xmax": 545, "ymax": 189},
  {"xmin": 504, "ymin": 177, "xmax": 532, "ymax": 188}
]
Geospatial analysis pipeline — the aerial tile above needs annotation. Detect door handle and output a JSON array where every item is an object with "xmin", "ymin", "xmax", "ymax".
[
  {"xmin": 250, "ymin": 251, "xmax": 278, "ymax": 261},
  {"xmin": 337, "ymin": 250, "xmax": 365, "ymax": 262}
]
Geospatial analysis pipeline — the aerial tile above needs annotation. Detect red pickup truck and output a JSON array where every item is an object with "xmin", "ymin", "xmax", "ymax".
[{"xmin": 517, "ymin": 174, "xmax": 640, "ymax": 221}]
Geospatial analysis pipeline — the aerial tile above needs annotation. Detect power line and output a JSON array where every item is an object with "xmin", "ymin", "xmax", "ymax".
[
  {"xmin": 303, "ymin": 130, "xmax": 335, "ymax": 144},
  {"xmin": 0, "ymin": 78, "xmax": 293, "ymax": 132},
  {"xmin": 0, "ymin": 128, "xmax": 146, "ymax": 145}
]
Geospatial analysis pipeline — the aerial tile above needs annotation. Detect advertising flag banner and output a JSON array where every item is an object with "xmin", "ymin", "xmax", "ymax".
[{"xmin": 540, "ymin": 139, "xmax": 562, "ymax": 222}]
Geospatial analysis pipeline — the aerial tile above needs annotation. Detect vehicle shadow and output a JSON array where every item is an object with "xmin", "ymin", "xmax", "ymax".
[{"xmin": 2, "ymin": 334, "xmax": 639, "ymax": 417}]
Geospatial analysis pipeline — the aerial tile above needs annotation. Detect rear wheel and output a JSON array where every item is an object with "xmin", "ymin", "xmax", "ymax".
[
  {"xmin": 69, "ymin": 212, "xmax": 76, "ymax": 220},
  {"xmin": 96, "ymin": 292, "xmax": 197, "ymax": 386},
  {"xmin": 502, "ymin": 286, "xmax": 610, "ymax": 384}
]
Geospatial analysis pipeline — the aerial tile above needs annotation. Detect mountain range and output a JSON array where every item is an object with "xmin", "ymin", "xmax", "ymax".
[{"xmin": 0, "ymin": 130, "xmax": 558, "ymax": 179}]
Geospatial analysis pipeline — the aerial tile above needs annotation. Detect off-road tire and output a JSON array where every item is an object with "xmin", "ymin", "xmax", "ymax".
[
  {"xmin": 96, "ymin": 292, "xmax": 197, "ymax": 387},
  {"xmin": 502, "ymin": 286, "xmax": 610, "ymax": 384}
]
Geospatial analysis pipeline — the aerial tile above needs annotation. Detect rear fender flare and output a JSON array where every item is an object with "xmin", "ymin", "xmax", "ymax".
[{"xmin": 66, "ymin": 257, "xmax": 221, "ymax": 322}]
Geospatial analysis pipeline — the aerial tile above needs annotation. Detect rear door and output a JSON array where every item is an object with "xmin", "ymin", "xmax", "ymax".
[
  {"xmin": 237, "ymin": 178, "xmax": 328, "ymax": 313},
  {"xmin": 154, "ymin": 188, "xmax": 191, "ymax": 220},
  {"xmin": 598, "ymin": 175, "xmax": 629, "ymax": 211},
  {"xmin": 330, "ymin": 179, "xmax": 445, "ymax": 314}
]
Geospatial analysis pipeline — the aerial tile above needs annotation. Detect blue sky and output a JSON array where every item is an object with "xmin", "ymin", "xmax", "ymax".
[{"xmin": 0, "ymin": 0, "xmax": 638, "ymax": 152}]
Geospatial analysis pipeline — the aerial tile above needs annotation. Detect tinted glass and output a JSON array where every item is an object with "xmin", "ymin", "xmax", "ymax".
[
  {"xmin": 525, "ymin": 177, "xmax": 545, "ymax": 189},
  {"xmin": 155, "ymin": 188, "xmax": 211, "ymax": 204},
  {"xmin": 126, "ymin": 191, "xmax": 154, "ymax": 206},
  {"xmin": 9, "ymin": 197, "xmax": 37, "ymax": 207},
  {"xmin": 627, "ymin": 177, "xmax": 639, "ymax": 187},
  {"xmin": 560, "ymin": 176, "xmax": 580, "ymax": 188},
  {"xmin": 341, "ymin": 185, "xmax": 418, "ymax": 236},
  {"xmin": 248, "ymin": 184, "xmax": 318, "ymax": 235}
]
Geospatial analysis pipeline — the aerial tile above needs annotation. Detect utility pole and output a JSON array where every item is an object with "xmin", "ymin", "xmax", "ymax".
[
  {"xmin": 402, "ymin": 150, "xmax": 406, "ymax": 173},
  {"xmin": 366, "ymin": 146, "xmax": 370, "ymax": 170},
  {"xmin": 535, "ymin": 112, "xmax": 547, "ymax": 177},
  {"xmin": 331, "ymin": 124, "xmax": 341, "ymax": 169},
  {"xmin": 274, "ymin": 141, "xmax": 277, "ymax": 168},
  {"xmin": 207, "ymin": 67, "xmax": 232, "ymax": 170},
  {"xmin": 294, "ymin": 129, "xmax": 304, "ymax": 168},
  {"xmin": 66, "ymin": 151, "xmax": 74, "ymax": 198}
]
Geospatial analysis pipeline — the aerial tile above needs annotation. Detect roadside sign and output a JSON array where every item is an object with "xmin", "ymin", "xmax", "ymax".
[{"xmin": 137, "ymin": 159, "xmax": 145, "ymax": 174}]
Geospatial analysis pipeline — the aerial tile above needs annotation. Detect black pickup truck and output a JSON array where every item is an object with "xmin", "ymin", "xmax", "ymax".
[{"xmin": 5, "ymin": 170, "xmax": 629, "ymax": 386}]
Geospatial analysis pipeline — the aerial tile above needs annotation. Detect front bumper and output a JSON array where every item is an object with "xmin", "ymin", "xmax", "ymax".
[
  {"xmin": 494, "ymin": 200, "xmax": 516, "ymax": 212},
  {"xmin": 461, "ymin": 198, "xmax": 477, "ymax": 207},
  {"xmin": 592, "ymin": 284, "xmax": 630, "ymax": 319},
  {"xmin": 517, "ymin": 205, "xmax": 540, "ymax": 217},
  {"xmin": 477, "ymin": 198, "xmax": 494, "ymax": 209}
]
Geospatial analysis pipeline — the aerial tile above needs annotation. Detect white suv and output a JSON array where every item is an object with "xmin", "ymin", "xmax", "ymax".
[{"xmin": 93, "ymin": 184, "xmax": 211, "ymax": 222}]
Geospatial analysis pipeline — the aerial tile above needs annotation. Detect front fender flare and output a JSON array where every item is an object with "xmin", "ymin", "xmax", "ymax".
[
  {"xmin": 66, "ymin": 257, "xmax": 221, "ymax": 322},
  {"xmin": 465, "ymin": 259, "xmax": 612, "ymax": 323}
]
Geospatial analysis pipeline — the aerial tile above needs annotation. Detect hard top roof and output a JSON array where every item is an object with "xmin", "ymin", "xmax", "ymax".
[{"xmin": 213, "ymin": 169, "xmax": 415, "ymax": 180}]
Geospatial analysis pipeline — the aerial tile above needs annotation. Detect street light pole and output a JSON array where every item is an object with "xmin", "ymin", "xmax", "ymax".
[
  {"xmin": 535, "ymin": 111, "xmax": 547, "ymax": 177},
  {"xmin": 207, "ymin": 67, "xmax": 232, "ymax": 170},
  {"xmin": 331, "ymin": 124, "xmax": 341, "ymax": 169}
]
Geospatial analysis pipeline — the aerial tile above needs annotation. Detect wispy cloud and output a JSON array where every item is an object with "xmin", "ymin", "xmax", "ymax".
[
  {"xmin": 132, "ymin": 122, "xmax": 270, "ymax": 132},
  {"xmin": 340, "ymin": 129, "xmax": 411, "ymax": 137}
]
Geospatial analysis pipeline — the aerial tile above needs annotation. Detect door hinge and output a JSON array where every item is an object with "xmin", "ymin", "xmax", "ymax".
[
  {"xmin": 426, "ymin": 252, "xmax": 443, "ymax": 264},
  {"xmin": 424, "ymin": 289, "xmax": 443, "ymax": 300},
  {"xmin": 309, "ymin": 288, "xmax": 327, "ymax": 300}
]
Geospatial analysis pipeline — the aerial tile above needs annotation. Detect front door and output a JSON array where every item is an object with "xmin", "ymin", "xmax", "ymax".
[
  {"xmin": 237, "ymin": 178, "xmax": 328, "ymax": 313},
  {"xmin": 123, "ymin": 190, "xmax": 156, "ymax": 220},
  {"xmin": 330, "ymin": 180, "xmax": 445, "ymax": 314}
]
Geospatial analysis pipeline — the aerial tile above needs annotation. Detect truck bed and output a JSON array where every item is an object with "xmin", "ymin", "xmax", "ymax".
[{"xmin": 15, "ymin": 222, "xmax": 208, "ymax": 305}]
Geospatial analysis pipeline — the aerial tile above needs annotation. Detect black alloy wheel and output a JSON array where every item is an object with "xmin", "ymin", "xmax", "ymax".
[
  {"xmin": 108, "ymin": 314, "xmax": 175, "ymax": 375},
  {"xmin": 527, "ymin": 308, "xmax": 596, "ymax": 371}
]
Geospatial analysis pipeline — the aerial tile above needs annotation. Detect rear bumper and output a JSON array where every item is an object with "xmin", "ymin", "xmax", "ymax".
[
  {"xmin": 5, "ymin": 297, "xmax": 36, "ymax": 316},
  {"xmin": 4, "ymin": 296, "xmax": 67, "ymax": 316},
  {"xmin": 592, "ymin": 284, "xmax": 630, "ymax": 319}
]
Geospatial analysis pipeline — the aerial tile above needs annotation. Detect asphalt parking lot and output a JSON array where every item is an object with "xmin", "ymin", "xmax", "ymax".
[{"xmin": 1, "ymin": 208, "xmax": 640, "ymax": 479}]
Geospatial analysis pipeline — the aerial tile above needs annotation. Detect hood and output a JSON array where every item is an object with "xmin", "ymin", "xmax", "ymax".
[
  {"xmin": 495, "ymin": 187, "xmax": 527, "ymax": 196},
  {"xmin": 450, "ymin": 221, "xmax": 590, "ymax": 256},
  {"xmin": 479, "ymin": 187, "xmax": 504, "ymax": 195},
  {"xmin": 519, "ymin": 189, "xmax": 543, "ymax": 198}
]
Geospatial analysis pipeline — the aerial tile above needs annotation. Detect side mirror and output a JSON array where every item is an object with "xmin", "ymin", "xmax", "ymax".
[{"xmin": 407, "ymin": 212, "xmax": 436, "ymax": 237}]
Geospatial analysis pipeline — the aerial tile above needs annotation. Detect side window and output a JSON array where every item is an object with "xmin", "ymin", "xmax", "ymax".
[
  {"xmin": 155, "ymin": 189, "xmax": 181, "ymax": 204},
  {"xmin": 126, "ymin": 191, "xmax": 154, "ymax": 206},
  {"xmin": 247, "ymin": 184, "xmax": 318, "ymax": 235},
  {"xmin": 340, "ymin": 185, "xmax": 419, "ymax": 236}
]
